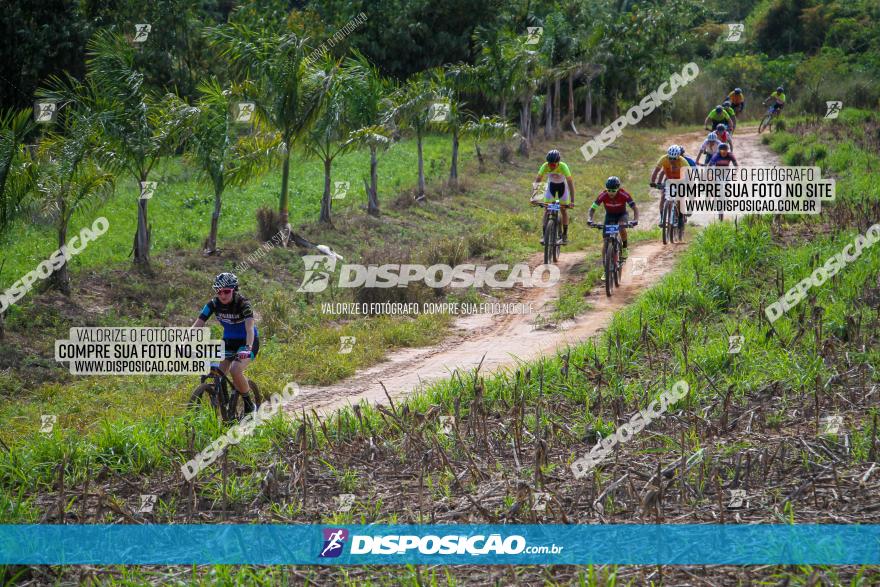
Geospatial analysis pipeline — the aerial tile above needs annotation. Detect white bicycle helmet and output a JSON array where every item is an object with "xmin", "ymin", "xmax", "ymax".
[
  {"xmin": 667, "ymin": 145, "xmax": 682, "ymax": 158},
  {"xmin": 707, "ymin": 132, "xmax": 718, "ymax": 141}
]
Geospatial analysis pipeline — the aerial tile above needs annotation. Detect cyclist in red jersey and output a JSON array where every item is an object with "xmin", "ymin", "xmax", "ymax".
[{"xmin": 588, "ymin": 176, "xmax": 640, "ymax": 257}]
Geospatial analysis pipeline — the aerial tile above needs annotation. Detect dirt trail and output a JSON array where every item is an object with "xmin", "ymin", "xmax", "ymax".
[{"xmin": 284, "ymin": 126, "xmax": 774, "ymax": 417}]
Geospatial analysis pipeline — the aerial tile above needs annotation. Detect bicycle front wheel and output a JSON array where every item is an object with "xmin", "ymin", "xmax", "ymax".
[
  {"xmin": 664, "ymin": 202, "xmax": 676, "ymax": 244},
  {"xmin": 676, "ymin": 210, "xmax": 685, "ymax": 241},
  {"xmin": 604, "ymin": 240, "xmax": 614, "ymax": 297},
  {"xmin": 188, "ymin": 383, "xmax": 221, "ymax": 419},
  {"xmin": 544, "ymin": 218, "xmax": 556, "ymax": 264},
  {"xmin": 224, "ymin": 379, "xmax": 264, "ymax": 421},
  {"xmin": 613, "ymin": 240, "xmax": 621, "ymax": 288}
]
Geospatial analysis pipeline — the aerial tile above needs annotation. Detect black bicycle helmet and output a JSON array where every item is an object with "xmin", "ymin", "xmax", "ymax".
[
  {"xmin": 213, "ymin": 272, "xmax": 239, "ymax": 292},
  {"xmin": 776, "ymin": 86, "xmax": 784, "ymax": 93},
  {"xmin": 546, "ymin": 150, "xmax": 561, "ymax": 164},
  {"xmin": 734, "ymin": 88, "xmax": 742, "ymax": 94},
  {"xmin": 605, "ymin": 176, "xmax": 621, "ymax": 191},
  {"xmin": 714, "ymin": 105, "xmax": 723, "ymax": 113}
]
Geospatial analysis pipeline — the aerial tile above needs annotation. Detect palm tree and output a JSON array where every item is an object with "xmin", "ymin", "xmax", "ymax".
[
  {"xmin": 460, "ymin": 116, "xmax": 516, "ymax": 172},
  {"xmin": 0, "ymin": 108, "xmax": 36, "ymax": 233},
  {"xmin": 471, "ymin": 27, "xmax": 526, "ymax": 120},
  {"xmin": 303, "ymin": 55, "xmax": 361, "ymax": 225},
  {"xmin": 188, "ymin": 78, "xmax": 280, "ymax": 253},
  {"xmin": 430, "ymin": 67, "xmax": 470, "ymax": 188},
  {"xmin": 514, "ymin": 49, "xmax": 545, "ymax": 156},
  {"xmin": 33, "ymin": 109, "xmax": 114, "ymax": 295},
  {"xmin": 43, "ymin": 31, "xmax": 197, "ymax": 266},
  {"xmin": 210, "ymin": 24, "xmax": 332, "ymax": 233},
  {"xmin": 346, "ymin": 51, "xmax": 394, "ymax": 217},
  {"xmin": 387, "ymin": 74, "xmax": 437, "ymax": 202}
]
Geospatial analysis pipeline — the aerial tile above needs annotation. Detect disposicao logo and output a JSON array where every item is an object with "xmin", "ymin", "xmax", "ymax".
[
  {"xmin": 319, "ymin": 528, "xmax": 348, "ymax": 558},
  {"xmin": 298, "ymin": 255, "xmax": 337, "ymax": 293}
]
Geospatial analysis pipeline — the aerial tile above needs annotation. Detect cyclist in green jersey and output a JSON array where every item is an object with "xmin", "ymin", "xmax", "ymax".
[
  {"xmin": 533, "ymin": 149, "xmax": 576, "ymax": 244},
  {"xmin": 704, "ymin": 105, "xmax": 733, "ymax": 131}
]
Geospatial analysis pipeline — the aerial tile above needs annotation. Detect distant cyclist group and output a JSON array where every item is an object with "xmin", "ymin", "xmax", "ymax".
[{"xmin": 530, "ymin": 84, "xmax": 788, "ymax": 290}]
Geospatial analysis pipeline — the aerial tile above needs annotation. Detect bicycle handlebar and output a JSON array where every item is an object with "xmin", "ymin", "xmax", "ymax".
[
  {"xmin": 588, "ymin": 221, "xmax": 637, "ymax": 229},
  {"xmin": 532, "ymin": 201, "xmax": 574, "ymax": 208}
]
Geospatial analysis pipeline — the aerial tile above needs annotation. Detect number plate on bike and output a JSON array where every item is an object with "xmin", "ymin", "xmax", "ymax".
[
  {"xmin": 547, "ymin": 203, "xmax": 560, "ymax": 212},
  {"xmin": 604, "ymin": 224, "xmax": 620, "ymax": 235}
]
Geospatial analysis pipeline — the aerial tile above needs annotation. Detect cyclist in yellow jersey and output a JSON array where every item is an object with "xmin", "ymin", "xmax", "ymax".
[
  {"xmin": 650, "ymin": 145, "xmax": 693, "ymax": 227},
  {"xmin": 727, "ymin": 88, "xmax": 745, "ymax": 114},
  {"xmin": 533, "ymin": 149, "xmax": 575, "ymax": 243}
]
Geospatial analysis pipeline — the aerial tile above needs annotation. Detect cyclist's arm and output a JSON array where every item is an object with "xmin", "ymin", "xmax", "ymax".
[
  {"xmin": 588, "ymin": 193, "xmax": 605, "ymax": 222},
  {"xmin": 650, "ymin": 162, "xmax": 664, "ymax": 184},
  {"xmin": 621, "ymin": 190, "xmax": 639, "ymax": 222},
  {"xmin": 244, "ymin": 317, "xmax": 255, "ymax": 349},
  {"xmin": 566, "ymin": 176, "xmax": 575, "ymax": 204},
  {"xmin": 193, "ymin": 302, "xmax": 213, "ymax": 329},
  {"xmin": 703, "ymin": 115, "xmax": 712, "ymax": 128}
]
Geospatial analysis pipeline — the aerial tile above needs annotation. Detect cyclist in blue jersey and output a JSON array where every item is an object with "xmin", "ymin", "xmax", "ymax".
[
  {"xmin": 192, "ymin": 272, "xmax": 258, "ymax": 414},
  {"xmin": 680, "ymin": 145, "xmax": 697, "ymax": 168}
]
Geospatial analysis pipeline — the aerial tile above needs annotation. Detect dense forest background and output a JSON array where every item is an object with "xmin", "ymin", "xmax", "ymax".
[{"xmin": 4, "ymin": 0, "xmax": 879, "ymax": 115}]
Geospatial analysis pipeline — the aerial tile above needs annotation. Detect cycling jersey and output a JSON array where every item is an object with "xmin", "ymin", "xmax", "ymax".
[
  {"xmin": 728, "ymin": 92, "xmax": 744, "ymax": 105},
  {"xmin": 654, "ymin": 155, "xmax": 692, "ymax": 180},
  {"xmin": 537, "ymin": 161, "xmax": 572, "ymax": 183},
  {"xmin": 707, "ymin": 109, "xmax": 732, "ymax": 125},
  {"xmin": 708, "ymin": 152, "xmax": 738, "ymax": 166},
  {"xmin": 700, "ymin": 139, "xmax": 720, "ymax": 156},
  {"xmin": 199, "ymin": 293, "xmax": 259, "ymax": 339},
  {"xmin": 716, "ymin": 130, "xmax": 731, "ymax": 144},
  {"xmin": 723, "ymin": 106, "xmax": 736, "ymax": 120},
  {"xmin": 594, "ymin": 189, "xmax": 635, "ymax": 214},
  {"xmin": 768, "ymin": 91, "xmax": 786, "ymax": 105}
]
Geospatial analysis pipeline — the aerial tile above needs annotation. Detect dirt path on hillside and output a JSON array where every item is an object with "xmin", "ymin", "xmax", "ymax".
[{"xmin": 284, "ymin": 126, "xmax": 777, "ymax": 417}]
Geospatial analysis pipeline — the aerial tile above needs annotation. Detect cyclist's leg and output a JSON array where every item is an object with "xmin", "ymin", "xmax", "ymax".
[
  {"xmin": 217, "ymin": 339, "xmax": 237, "ymax": 374},
  {"xmin": 549, "ymin": 182, "xmax": 568, "ymax": 242},
  {"xmin": 227, "ymin": 338, "xmax": 259, "ymax": 412},
  {"xmin": 618, "ymin": 211, "xmax": 630, "ymax": 257}
]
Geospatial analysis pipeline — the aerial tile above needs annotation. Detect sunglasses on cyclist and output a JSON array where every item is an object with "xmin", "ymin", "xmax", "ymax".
[{"xmin": 217, "ymin": 288, "xmax": 234, "ymax": 295}]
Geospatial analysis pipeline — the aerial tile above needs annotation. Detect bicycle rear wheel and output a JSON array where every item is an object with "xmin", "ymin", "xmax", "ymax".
[
  {"xmin": 758, "ymin": 114, "xmax": 771, "ymax": 133},
  {"xmin": 676, "ymin": 210, "xmax": 685, "ymax": 241}
]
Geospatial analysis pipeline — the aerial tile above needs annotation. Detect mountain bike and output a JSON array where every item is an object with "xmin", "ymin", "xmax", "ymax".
[
  {"xmin": 758, "ymin": 104, "xmax": 781, "ymax": 133},
  {"xmin": 533, "ymin": 198, "xmax": 573, "ymax": 264},
  {"xmin": 656, "ymin": 183, "xmax": 685, "ymax": 244},
  {"xmin": 589, "ymin": 220, "xmax": 636, "ymax": 297},
  {"xmin": 188, "ymin": 357, "xmax": 262, "ymax": 422}
]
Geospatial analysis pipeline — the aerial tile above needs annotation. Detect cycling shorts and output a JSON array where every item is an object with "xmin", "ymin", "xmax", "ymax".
[
  {"xmin": 604, "ymin": 211, "xmax": 630, "ymax": 225},
  {"xmin": 545, "ymin": 181, "xmax": 569, "ymax": 203},
  {"xmin": 223, "ymin": 337, "xmax": 260, "ymax": 360}
]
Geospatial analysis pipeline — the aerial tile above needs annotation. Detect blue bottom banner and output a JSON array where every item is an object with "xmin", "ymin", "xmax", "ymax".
[{"xmin": 1, "ymin": 524, "xmax": 878, "ymax": 565}]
